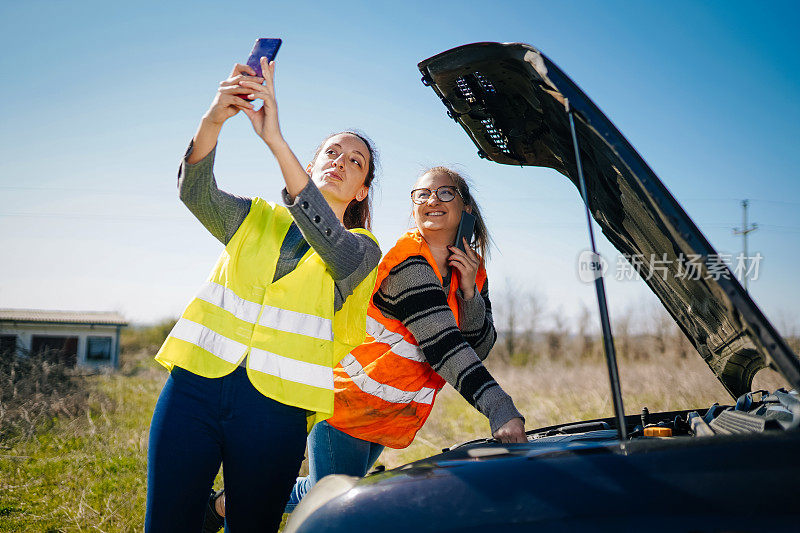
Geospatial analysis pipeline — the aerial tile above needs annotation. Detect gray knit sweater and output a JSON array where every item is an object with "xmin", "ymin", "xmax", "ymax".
[
  {"xmin": 373, "ymin": 257, "xmax": 523, "ymax": 434},
  {"xmin": 178, "ymin": 142, "xmax": 522, "ymax": 433}
]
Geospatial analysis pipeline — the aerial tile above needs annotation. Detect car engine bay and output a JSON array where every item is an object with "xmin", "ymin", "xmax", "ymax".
[{"xmin": 443, "ymin": 388, "xmax": 799, "ymax": 452}]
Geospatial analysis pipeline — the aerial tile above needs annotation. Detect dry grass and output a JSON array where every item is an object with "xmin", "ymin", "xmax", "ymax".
[{"xmin": 0, "ymin": 350, "xmax": 100, "ymax": 443}]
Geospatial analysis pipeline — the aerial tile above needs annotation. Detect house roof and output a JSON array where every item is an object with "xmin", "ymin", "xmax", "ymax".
[{"xmin": 0, "ymin": 308, "xmax": 128, "ymax": 326}]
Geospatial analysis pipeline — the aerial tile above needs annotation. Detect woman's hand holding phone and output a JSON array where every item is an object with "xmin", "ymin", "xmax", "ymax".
[
  {"xmin": 204, "ymin": 64, "xmax": 264, "ymax": 126},
  {"xmin": 239, "ymin": 58, "xmax": 309, "ymax": 199},
  {"xmin": 240, "ymin": 57, "xmax": 284, "ymax": 149},
  {"xmin": 448, "ymin": 240, "xmax": 480, "ymax": 300},
  {"xmin": 188, "ymin": 64, "xmax": 264, "ymax": 164}
]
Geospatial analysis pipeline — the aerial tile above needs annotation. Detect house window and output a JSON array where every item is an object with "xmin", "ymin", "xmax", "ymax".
[
  {"xmin": 1, "ymin": 334, "xmax": 17, "ymax": 355},
  {"xmin": 87, "ymin": 336, "xmax": 113, "ymax": 361},
  {"xmin": 31, "ymin": 335, "xmax": 78, "ymax": 366}
]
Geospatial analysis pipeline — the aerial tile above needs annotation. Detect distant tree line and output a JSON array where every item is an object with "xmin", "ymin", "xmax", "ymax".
[{"xmin": 491, "ymin": 281, "xmax": 800, "ymax": 366}]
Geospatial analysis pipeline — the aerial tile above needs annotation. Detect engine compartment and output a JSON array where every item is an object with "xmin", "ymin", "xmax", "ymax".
[
  {"xmin": 443, "ymin": 388, "xmax": 799, "ymax": 452},
  {"xmin": 622, "ymin": 388, "xmax": 800, "ymax": 440}
]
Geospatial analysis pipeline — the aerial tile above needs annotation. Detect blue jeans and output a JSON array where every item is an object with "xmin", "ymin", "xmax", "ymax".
[
  {"xmin": 285, "ymin": 420, "xmax": 384, "ymax": 512},
  {"xmin": 146, "ymin": 366, "xmax": 307, "ymax": 532}
]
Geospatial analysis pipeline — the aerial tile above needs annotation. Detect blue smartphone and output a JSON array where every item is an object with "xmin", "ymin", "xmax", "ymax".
[
  {"xmin": 246, "ymin": 38, "xmax": 282, "ymax": 78},
  {"xmin": 454, "ymin": 211, "xmax": 476, "ymax": 252}
]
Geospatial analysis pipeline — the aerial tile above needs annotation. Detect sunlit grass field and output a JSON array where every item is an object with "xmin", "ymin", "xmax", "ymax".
[
  {"xmin": 0, "ymin": 362, "xmax": 161, "ymax": 532},
  {"xmin": 0, "ymin": 346, "xmax": 787, "ymax": 532}
]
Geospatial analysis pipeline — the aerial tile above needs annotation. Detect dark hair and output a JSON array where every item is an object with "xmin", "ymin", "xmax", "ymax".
[
  {"xmin": 310, "ymin": 131, "xmax": 379, "ymax": 230},
  {"xmin": 422, "ymin": 166, "xmax": 492, "ymax": 260}
]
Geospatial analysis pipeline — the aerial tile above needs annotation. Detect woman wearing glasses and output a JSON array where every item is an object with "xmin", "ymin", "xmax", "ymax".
[{"xmin": 204, "ymin": 166, "xmax": 525, "ymax": 528}]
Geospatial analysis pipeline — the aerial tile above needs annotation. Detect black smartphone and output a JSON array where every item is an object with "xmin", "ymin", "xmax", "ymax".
[
  {"xmin": 454, "ymin": 211, "xmax": 476, "ymax": 253},
  {"xmin": 246, "ymin": 38, "xmax": 282, "ymax": 78}
]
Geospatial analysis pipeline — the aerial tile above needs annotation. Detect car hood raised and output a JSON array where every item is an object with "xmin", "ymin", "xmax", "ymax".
[{"xmin": 418, "ymin": 42, "xmax": 799, "ymax": 397}]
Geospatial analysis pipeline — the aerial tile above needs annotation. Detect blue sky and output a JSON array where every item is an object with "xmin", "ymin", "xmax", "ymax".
[{"xmin": 1, "ymin": 0, "xmax": 798, "ymax": 332}]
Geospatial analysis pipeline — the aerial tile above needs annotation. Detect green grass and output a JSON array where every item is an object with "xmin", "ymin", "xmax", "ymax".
[
  {"xmin": 0, "ymin": 366, "xmax": 163, "ymax": 532},
  {"xmin": 0, "ymin": 350, "xmax": 787, "ymax": 532}
]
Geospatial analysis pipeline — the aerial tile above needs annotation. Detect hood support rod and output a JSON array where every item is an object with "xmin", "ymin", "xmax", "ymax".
[{"xmin": 567, "ymin": 104, "xmax": 628, "ymax": 442}]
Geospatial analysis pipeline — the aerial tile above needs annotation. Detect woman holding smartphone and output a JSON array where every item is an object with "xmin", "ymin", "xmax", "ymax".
[
  {"xmin": 145, "ymin": 57, "xmax": 381, "ymax": 532},
  {"xmin": 204, "ymin": 166, "xmax": 526, "ymax": 529}
]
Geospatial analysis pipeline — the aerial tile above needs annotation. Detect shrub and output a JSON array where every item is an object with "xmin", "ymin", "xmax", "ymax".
[
  {"xmin": 0, "ymin": 348, "xmax": 95, "ymax": 442},
  {"xmin": 118, "ymin": 318, "xmax": 177, "ymax": 376},
  {"xmin": 119, "ymin": 318, "xmax": 177, "ymax": 356}
]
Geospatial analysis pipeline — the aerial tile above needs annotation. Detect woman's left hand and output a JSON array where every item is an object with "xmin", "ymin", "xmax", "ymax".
[
  {"xmin": 448, "ymin": 239, "xmax": 480, "ymax": 300},
  {"xmin": 240, "ymin": 57, "xmax": 284, "ymax": 148}
]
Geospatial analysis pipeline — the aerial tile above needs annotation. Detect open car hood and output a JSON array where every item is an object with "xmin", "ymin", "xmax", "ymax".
[{"xmin": 418, "ymin": 42, "xmax": 800, "ymax": 398}]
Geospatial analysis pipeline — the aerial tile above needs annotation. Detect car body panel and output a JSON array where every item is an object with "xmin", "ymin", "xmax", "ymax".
[{"xmin": 291, "ymin": 430, "xmax": 800, "ymax": 532}]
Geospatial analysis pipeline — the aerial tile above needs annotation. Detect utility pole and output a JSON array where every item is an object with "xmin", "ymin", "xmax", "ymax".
[{"xmin": 733, "ymin": 199, "xmax": 758, "ymax": 292}]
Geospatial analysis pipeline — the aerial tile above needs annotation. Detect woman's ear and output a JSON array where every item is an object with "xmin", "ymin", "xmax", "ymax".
[
  {"xmin": 464, "ymin": 204, "xmax": 473, "ymax": 214},
  {"xmin": 355, "ymin": 185, "xmax": 368, "ymax": 202}
]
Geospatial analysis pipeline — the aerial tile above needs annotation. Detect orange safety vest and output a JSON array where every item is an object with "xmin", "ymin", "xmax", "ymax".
[{"xmin": 327, "ymin": 229, "xmax": 487, "ymax": 449}]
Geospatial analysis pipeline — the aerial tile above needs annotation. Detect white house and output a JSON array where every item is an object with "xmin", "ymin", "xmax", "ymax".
[{"xmin": 0, "ymin": 309, "xmax": 128, "ymax": 368}]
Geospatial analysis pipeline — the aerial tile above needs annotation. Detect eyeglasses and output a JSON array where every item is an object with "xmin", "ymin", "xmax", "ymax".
[{"xmin": 410, "ymin": 186, "xmax": 463, "ymax": 204}]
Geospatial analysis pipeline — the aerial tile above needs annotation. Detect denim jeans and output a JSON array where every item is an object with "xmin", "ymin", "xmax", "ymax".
[
  {"xmin": 146, "ymin": 366, "xmax": 307, "ymax": 533},
  {"xmin": 285, "ymin": 420, "xmax": 385, "ymax": 512}
]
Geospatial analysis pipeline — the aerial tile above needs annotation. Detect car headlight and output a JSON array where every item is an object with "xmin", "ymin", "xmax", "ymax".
[{"xmin": 284, "ymin": 474, "xmax": 360, "ymax": 533}]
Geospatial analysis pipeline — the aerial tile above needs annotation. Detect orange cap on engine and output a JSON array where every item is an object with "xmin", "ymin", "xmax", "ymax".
[{"xmin": 643, "ymin": 426, "xmax": 673, "ymax": 437}]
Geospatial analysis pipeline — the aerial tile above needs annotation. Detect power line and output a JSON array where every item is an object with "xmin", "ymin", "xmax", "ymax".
[
  {"xmin": 0, "ymin": 185, "xmax": 165, "ymax": 196},
  {"xmin": 2, "ymin": 212, "xmax": 799, "ymax": 232},
  {"xmin": 0, "ymin": 212, "xmax": 187, "ymax": 221},
  {"xmin": 758, "ymin": 225, "xmax": 800, "ymax": 233},
  {"xmin": 750, "ymin": 199, "xmax": 800, "ymax": 207}
]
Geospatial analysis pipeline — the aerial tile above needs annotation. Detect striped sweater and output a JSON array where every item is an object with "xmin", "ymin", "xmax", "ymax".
[{"xmin": 372, "ymin": 256, "xmax": 523, "ymax": 434}]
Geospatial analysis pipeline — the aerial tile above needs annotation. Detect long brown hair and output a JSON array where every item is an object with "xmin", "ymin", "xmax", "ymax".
[
  {"xmin": 311, "ymin": 131, "xmax": 379, "ymax": 230},
  {"xmin": 422, "ymin": 166, "xmax": 492, "ymax": 260}
]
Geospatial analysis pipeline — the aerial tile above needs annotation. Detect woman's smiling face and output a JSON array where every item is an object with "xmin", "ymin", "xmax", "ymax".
[
  {"xmin": 307, "ymin": 133, "xmax": 370, "ymax": 205},
  {"xmin": 412, "ymin": 170, "xmax": 468, "ymax": 236}
]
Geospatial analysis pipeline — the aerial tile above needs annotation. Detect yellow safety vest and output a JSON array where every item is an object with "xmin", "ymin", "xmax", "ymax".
[{"xmin": 155, "ymin": 197, "xmax": 379, "ymax": 431}]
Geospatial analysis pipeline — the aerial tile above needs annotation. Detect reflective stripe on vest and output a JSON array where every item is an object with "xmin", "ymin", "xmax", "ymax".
[
  {"xmin": 365, "ymin": 316, "xmax": 424, "ymax": 362},
  {"xmin": 170, "ymin": 318, "xmax": 247, "ymax": 364},
  {"xmin": 250, "ymin": 348, "xmax": 334, "ymax": 390},
  {"xmin": 339, "ymin": 353, "xmax": 435, "ymax": 405},
  {"xmin": 197, "ymin": 281, "xmax": 334, "ymax": 341},
  {"xmin": 196, "ymin": 281, "xmax": 261, "ymax": 324},
  {"xmin": 259, "ymin": 306, "xmax": 333, "ymax": 342},
  {"xmin": 169, "ymin": 318, "xmax": 334, "ymax": 390}
]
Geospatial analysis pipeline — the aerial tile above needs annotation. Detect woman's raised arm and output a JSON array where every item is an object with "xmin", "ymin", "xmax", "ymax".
[{"xmin": 239, "ymin": 58, "xmax": 310, "ymax": 199}]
